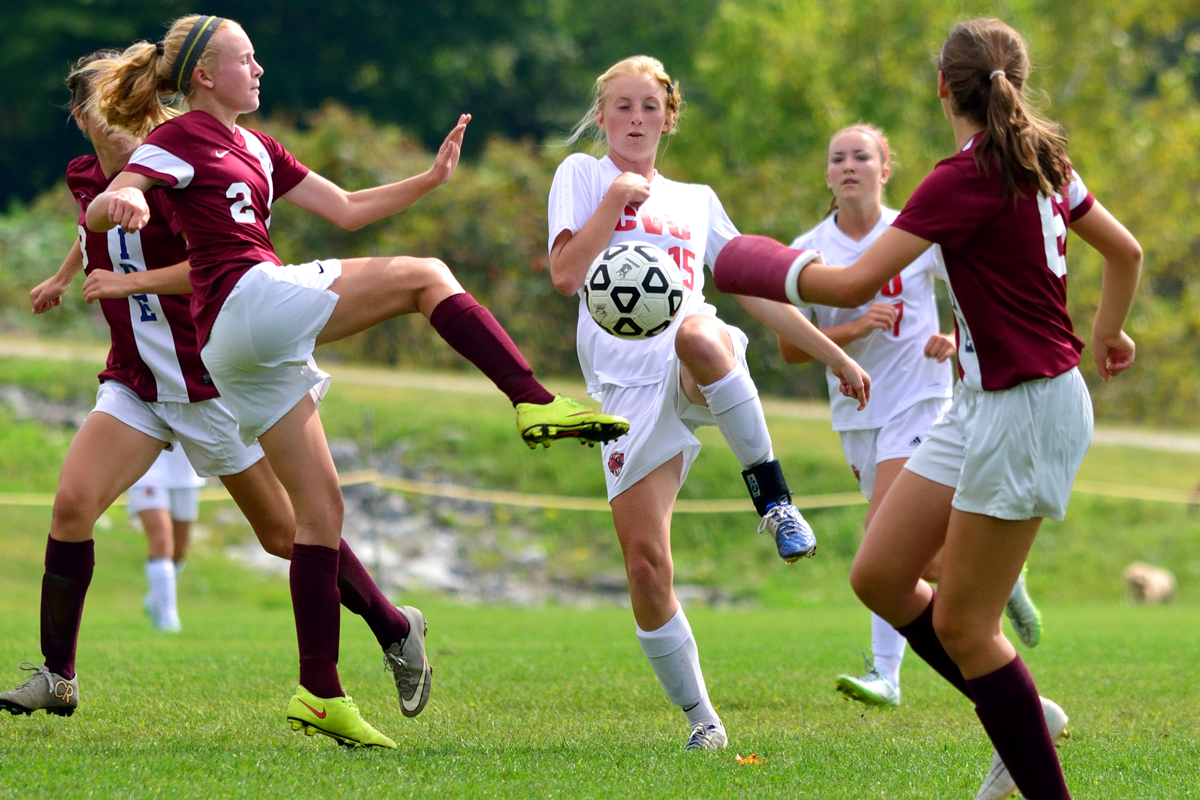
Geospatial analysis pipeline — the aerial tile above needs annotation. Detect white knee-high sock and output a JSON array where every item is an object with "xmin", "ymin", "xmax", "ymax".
[
  {"xmin": 871, "ymin": 612, "xmax": 906, "ymax": 687},
  {"xmin": 636, "ymin": 607, "xmax": 720, "ymax": 727},
  {"xmin": 146, "ymin": 558, "xmax": 178, "ymax": 624},
  {"xmin": 698, "ymin": 364, "xmax": 773, "ymax": 469}
]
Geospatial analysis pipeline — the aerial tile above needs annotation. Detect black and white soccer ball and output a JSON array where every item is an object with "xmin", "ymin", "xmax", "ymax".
[{"xmin": 584, "ymin": 242, "xmax": 684, "ymax": 339}]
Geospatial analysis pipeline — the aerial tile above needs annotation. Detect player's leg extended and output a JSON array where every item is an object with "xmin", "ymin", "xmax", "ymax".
[
  {"xmin": 256, "ymin": 396, "xmax": 394, "ymax": 748},
  {"xmin": 317, "ymin": 256, "xmax": 627, "ymax": 448},
  {"xmin": 938, "ymin": 511, "xmax": 1070, "ymax": 800},
  {"xmin": 1, "ymin": 414, "xmax": 162, "ymax": 716},
  {"xmin": 837, "ymin": 458, "xmax": 907, "ymax": 707},
  {"xmin": 675, "ymin": 315, "xmax": 814, "ymax": 562},
  {"xmin": 611, "ymin": 457, "xmax": 725, "ymax": 751}
]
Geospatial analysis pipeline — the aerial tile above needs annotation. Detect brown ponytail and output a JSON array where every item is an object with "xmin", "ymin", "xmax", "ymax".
[
  {"xmin": 939, "ymin": 19, "xmax": 1071, "ymax": 198},
  {"xmin": 91, "ymin": 14, "xmax": 237, "ymax": 139}
]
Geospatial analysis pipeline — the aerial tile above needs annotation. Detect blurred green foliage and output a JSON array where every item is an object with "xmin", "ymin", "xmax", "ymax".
[{"xmin": 4, "ymin": 1, "xmax": 1200, "ymax": 420}]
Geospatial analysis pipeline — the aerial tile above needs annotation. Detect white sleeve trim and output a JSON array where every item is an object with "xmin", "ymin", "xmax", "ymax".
[
  {"xmin": 129, "ymin": 144, "xmax": 194, "ymax": 189},
  {"xmin": 785, "ymin": 250, "xmax": 822, "ymax": 308}
]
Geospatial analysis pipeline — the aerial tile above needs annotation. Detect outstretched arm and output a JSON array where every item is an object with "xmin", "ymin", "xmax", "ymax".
[
  {"xmin": 738, "ymin": 295, "xmax": 871, "ymax": 409},
  {"xmin": 777, "ymin": 304, "xmax": 899, "ymax": 365},
  {"xmin": 282, "ymin": 114, "xmax": 470, "ymax": 231},
  {"xmin": 1070, "ymin": 201, "xmax": 1142, "ymax": 380},
  {"xmin": 30, "ymin": 241, "xmax": 85, "ymax": 314},
  {"xmin": 83, "ymin": 261, "xmax": 192, "ymax": 302}
]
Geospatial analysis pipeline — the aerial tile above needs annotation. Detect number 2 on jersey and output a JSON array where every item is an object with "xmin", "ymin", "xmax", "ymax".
[{"xmin": 227, "ymin": 182, "xmax": 256, "ymax": 224}]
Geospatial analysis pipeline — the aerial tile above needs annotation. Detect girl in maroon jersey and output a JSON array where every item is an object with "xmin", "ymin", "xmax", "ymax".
[
  {"xmin": 81, "ymin": 15, "xmax": 627, "ymax": 747},
  {"xmin": 713, "ymin": 19, "xmax": 1141, "ymax": 799},
  {"xmin": 1, "ymin": 51, "xmax": 429, "ymax": 732}
]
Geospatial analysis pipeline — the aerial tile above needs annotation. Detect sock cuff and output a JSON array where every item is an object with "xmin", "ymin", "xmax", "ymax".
[
  {"xmin": 429, "ymin": 292, "xmax": 479, "ymax": 331},
  {"xmin": 965, "ymin": 655, "xmax": 1034, "ymax": 704},
  {"xmin": 698, "ymin": 365, "xmax": 758, "ymax": 415},
  {"xmin": 290, "ymin": 542, "xmax": 340, "ymax": 573},
  {"xmin": 45, "ymin": 536, "xmax": 95, "ymax": 575},
  {"xmin": 636, "ymin": 606, "xmax": 692, "ymax": 658}
]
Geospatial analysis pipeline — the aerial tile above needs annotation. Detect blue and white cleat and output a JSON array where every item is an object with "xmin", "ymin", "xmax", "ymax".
[
  {"xmin": 684, "ymin": 722, "xmax": 728, "ymax": 751},
  {"xmin": 758, "ymin": 502, "xmax": 817, "ymax": 563}
]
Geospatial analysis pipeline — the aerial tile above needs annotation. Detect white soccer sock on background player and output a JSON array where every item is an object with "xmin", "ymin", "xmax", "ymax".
[
  {"xmin": 871, "ymin": 612, "xmax": 906, "ymax": 687},
  {"xmin": 145, "ymin": 557, "xmax": 178, "ymax": 627},
  {"xmin": 636, "ymin": 607, "xmax": 720, "ymax": 728},
  {"xmin": 698, "ymin": 365, "xmax": 773, "ymax": 469}
]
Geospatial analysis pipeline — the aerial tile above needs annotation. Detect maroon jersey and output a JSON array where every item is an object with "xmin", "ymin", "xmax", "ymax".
[
  {"xmin": 123, "ymin": 111, "xmax": 310, "ymax": 347},
  {"xmin": 891, "ymin": 135, "xmax": 1095, "ymax": 391},
  {"xmin": 68, "ymin": 156, "xmax": 218, "ymax": 403}
]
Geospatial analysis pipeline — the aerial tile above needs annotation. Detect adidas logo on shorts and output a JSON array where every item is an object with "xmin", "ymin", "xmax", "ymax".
[{"xmin": 909, "ymin": 436, "xmax": 922, "ymax": 447}]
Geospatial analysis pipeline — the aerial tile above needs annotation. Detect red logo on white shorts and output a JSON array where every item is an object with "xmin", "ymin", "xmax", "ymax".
[{"xmin": 608, "ymin": 452, "xmax": 625, "ymax": 477}]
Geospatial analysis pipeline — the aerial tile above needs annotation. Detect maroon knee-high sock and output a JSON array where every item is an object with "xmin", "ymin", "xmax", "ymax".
[
  {"xmin": 336, "ymin": 539, "xmax": 410, "ymax": 649},
  {"xmin": 429, "ymin": 293, "xmax": 554, "ymax": 407},
  {"xmin": 895, "ymin": 594, "xmax": 971, "ymax": 699},
  {"xmin": 713, "ymin": 235, "xmax": 809, "ymax": 303},
  {"xmin": 290, "ymin": 543, "xmax": 344, "ymax": 698},
  {"xmin": 41, "ymin": 536, "xmax": 94, "ymax": 680},
  {"xmin": 967, "ymin": 656, "xmax": 1071, "ymax": 800}
]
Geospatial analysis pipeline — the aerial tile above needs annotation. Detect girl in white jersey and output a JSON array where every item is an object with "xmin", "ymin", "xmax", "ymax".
[
  {"xmin": 713, "ymin": 20, "xmax": 1141, "ymax": 799},
  {"xmin": 548, "ymin": 56, "xmax": 870, "ymax": 750},
  {"xmin": 782, "ymin": 126, "xmax": 1043, "ymax": 710},
  {"xmin": 1, "ymin": 51, "xmax": 430, "ymax": 726}
]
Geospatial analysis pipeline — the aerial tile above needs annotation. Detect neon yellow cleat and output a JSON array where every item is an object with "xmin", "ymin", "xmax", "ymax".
[
  {"xmin": 515, "ymin": 395, "xmax": 629, "ymax": 450},
  {"xmin": 286, "ymin": 686, "xmax": 396, "ymax": 749}
]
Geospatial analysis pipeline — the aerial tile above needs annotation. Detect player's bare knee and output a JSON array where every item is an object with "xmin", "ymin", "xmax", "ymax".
[
  {"xmin": 50, "ymin": 488, "xmax": 104, "ymax": 535},
  {"xmin": 624, "ymin": 551, "xmax": 672, "ymax": 593},
  {"xmin": 674, "ymin": 317, "xmax": 724, "ymax": 366},
  {"xmin": 931, "ymin": 611, "xmax": 983, "ymax": 662}
]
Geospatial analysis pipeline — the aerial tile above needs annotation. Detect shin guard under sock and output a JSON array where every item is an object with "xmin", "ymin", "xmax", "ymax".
[
  {"xmin": 967, "ymin": 656, "xmax": 1071, "ymax": 800},
  {"xmin": 698, "ymin": 365, "xmax": 774, "ymax": 471},
  {"xmin": 41, "ymin": 536, "xmax": 95, "ymax": 680},
  {"xmin": 894, "ymin": 594, "xmax": 970, "ymax": 699},
  {"xmin": 290, "ymin": 543, "xmax": 344, "ymax": 698},
  {"xmin": 636, "ymin": 607, "xmax": 719, "ymax": 727},
  {"xmin": 429, "ymin": 293, "xmax": 554, "ymax": 406},
  {"xmin": 741, "ymin": 459, "xmax": 791, "ymax": 516},
  {"xmin": 336, "ymin": 539, "xmax": 410, "ymax": 649}
]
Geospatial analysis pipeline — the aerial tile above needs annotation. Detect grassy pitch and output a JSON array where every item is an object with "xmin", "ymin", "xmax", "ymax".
[{"xmin": 0, "ymin": 506, "xmax": 1196, "ymax": 799}]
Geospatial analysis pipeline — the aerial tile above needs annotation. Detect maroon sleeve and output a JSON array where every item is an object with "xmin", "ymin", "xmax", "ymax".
[
  {"xmin": 254, "ymin": 130, "xmax": 310, "ymax": 196},
  {"xmin": 147, "ymin": 188, "xmax": 184, "ymax": 237},
  {"xmin": 65, "ymin": 156, "xmax": 100, "ymax": 213},
  {"xmin": 892, "ymin": 162, "xmax": 997, "ymax": 252}
]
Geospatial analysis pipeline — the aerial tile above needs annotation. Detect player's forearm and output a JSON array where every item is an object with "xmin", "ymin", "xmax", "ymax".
[
  {"xmin": 338, "ymin": 172, "xmax": 442, "ymax": 230},
  {"xmin": 738, "ymin": 294, "xmax": 851, "ymax": 368},
  {"xmin": 127, "ymin": 262, "xmax": 192, "ymax": 295},
  {"xmin": 54, "ymin": 242, "xmax": 85, "ymax": 283},
  {"xmin": 85, "ymin": 191, "xmax": 119, "ymax": 231},
  {"xmin": 1094, "ymin": 255, "xmax": 1141, "ymax": 340},
  {"xmin": 550, "ymin": 193, "xmax": 629, "ymax": 296}
]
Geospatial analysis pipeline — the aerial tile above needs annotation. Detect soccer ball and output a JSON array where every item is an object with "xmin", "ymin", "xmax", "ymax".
[{"xmin": 584, "ymin": 242, "xmax": 684, "ymax": 339}]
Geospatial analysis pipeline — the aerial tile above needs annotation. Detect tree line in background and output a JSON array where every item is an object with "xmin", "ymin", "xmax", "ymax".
[{"xmin": 2, "ymin": 0, "xmax": 1200, "ymax": 422}]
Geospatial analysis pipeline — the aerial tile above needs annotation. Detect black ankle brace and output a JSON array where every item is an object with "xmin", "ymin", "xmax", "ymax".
[{"xmin": 741, "ymin": 459, "xmax": 791, "ymax": 516}]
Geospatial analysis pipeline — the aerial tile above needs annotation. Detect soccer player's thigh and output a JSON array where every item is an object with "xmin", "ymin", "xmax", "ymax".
[
  {"xmin": 219, "ymin": 458, "xmax": 295, "ymax": 558},
  {"xmin": 321, "ymin": 256, "xmax": 465, "ymax": 341}
]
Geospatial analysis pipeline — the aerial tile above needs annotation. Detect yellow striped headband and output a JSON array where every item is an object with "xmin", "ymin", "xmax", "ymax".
[{"xmin": 170, "ymin": 16, "xmax": 225, "ymax": 94}]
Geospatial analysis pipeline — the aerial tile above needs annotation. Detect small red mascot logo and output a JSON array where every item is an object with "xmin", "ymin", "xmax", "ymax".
[
  {"xmin": 850, "ymin": 465, "xmax": 861, "ymax": 482},
  {"xmin": 608, "ymin": 451, "xmax": 625, "ymax": 477}
]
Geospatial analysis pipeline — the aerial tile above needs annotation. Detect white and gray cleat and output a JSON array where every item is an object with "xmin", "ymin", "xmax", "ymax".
[
  {"xmin": 0, "ymin": 663, "xmax": 79, "ymax": 717},
  {"xmin": 383, "ymin": 605, "xmax": 432, "ymax": 718}
]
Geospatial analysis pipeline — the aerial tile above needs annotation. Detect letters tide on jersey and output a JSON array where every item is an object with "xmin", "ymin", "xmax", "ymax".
[
  {"xmin": 68, "ymin": 155, "xmax": 217, "ymax": 403},
  {"xmin": 892, "ymin": 135, "xmax": 1095, "ymax": 392},
  {"xmin": 791, "ymin": 209, "xmax": 952, "ymax": 431},
  {"xmin": 548, "ymin": 153, "xmax": 739, "ymax": 395},
  {"xmin": 124, "ymin": 110, "xmax": 310, "ymax": 349}
]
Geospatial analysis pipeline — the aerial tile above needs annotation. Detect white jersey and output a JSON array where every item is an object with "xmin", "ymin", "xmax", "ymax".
[
  {"xmin": 548, "ymin": 154, "xmax": 739, "ymax": 396},
  {"xmin": 131, "ymin": 446, "xmax": 206, "ymax": 491},
  {"xmin": 791, "ymin": 209, "xmax": 953, "ymax": 431}
]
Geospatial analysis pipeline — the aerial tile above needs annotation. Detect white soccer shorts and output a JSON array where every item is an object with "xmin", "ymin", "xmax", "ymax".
[{"xmin": 839, "ymin": 397, "xmax": 952, "ymax": 501}]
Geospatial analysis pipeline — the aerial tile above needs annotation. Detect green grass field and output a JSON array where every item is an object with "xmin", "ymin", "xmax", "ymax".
[{"xmin": 1, "ymin": 352, "xmax": 1199, "ymax": 798}]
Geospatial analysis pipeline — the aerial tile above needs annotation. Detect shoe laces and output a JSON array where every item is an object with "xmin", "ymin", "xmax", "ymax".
[
  {"xmin": 383, "ymin": 651, "xmax": 409, "ymax": 673},
  {"xmin": 14, "ymin": 662, "xmax": 45, "ymax": 689},
  {"xmin": 757, "ymin": 503, "xmax": 799, "ymax": 535}
]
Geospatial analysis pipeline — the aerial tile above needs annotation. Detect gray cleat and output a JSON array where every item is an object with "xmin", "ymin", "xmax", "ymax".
[
  {"xmin": 383, "ymin": 606, "xmax": 432, "ymax": 718},
  {"xmin": 975, "ymin": 697, "xmax": 1069, "ymax": 800},
  {"xmin": 0, "ymin": 663, "xmax": 79, "ymax": 717}
]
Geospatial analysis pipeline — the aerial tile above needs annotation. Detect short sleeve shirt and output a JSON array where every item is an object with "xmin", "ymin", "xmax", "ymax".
[
  {"xmin": 791, "ymin": 209, "xmax": 952, "ymax": 430},
  {"xmin": 891, "ymin": 135, "xmax": 1094, "ymax": 391},
  {"xmin": 124, "ymin": 111, "xmax": 310, "ymax": 347},
  {"xmin": 68, "ymin": 155, "xmax": 217, "ymax": 403},
  {"xmin": 548, "ymin": 153, "xmax": 739, "ymax": 395}
]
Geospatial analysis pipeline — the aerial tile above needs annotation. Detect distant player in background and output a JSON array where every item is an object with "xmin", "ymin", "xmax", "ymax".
[
  {"xmin": 713, "ymin": 19, "xmax": 1141, "ymax": 799},
  {"xmin": 548, "ymin": 55, "xmax": 869, "ymax": 750},
  {"xmin": 84, "ymin": 15, "xmax": 628, "ymax": 749},
  {"xmin": 127, "ymin": 446, "xmax": 204, "ymax": 632},
  {"xmin": 780, "ymin": 125, "xmax": 1042, "ymax": 710},
  {"xmin": 1, "ymin": 50, "xmax": 424, "ymax": 733}
]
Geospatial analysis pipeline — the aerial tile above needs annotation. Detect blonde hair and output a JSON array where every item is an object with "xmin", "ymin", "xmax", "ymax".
[
  {"xmin": 939, "ymin": 19, "xmax": 1071, "ymax": 197},
  {"xmin": 91, "ymin": 15, "xmax": 238, "ymax": 139},
  {"xmin": 564, "ymin": 56, "xmax": 683, "ymax": 147},
  {"xmin": 825, "ymin": 124, "xmax": 892, "ymax": 217}
]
